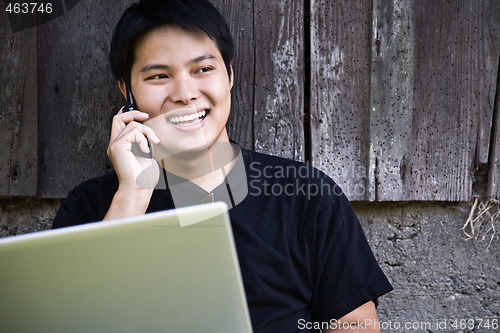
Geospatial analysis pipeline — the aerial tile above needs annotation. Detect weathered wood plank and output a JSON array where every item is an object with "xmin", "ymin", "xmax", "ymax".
[
  {"xmin": 409, "ymin": 0, "xmax": 500, "ymax": 201},
  {"xmin": 212, "ymin": 0, "xmax": 255, "ymax": 150},
  {"xmin": 310, "ymin": 0, "xmax": 373, "ymax": 200},
  {"xmin": 369, "ymin": 0, "xmax": 415, "ymax": 201},
  {"xmin": 485, "ymin": 1, "xmax": 500, "ymax": 200},
  {"xmin": 6, "ymin": 0, "xmax": 497, "ymax": 201},
  {"xmin": 487, "ymin": 55, "xmax": 500, "ymax": 199},
  {"xmin": 38, "ymin": 0, "xmax": 135, "ymax": 198},
  {"xmin": 0, "ymin": 10, "xmax": 37, "ymax": 196},
  {"xmin": 476, "ymin": 1, "xmax": 500, "ymax": 168},
  {"xmin": 253, "ymin": 0, "xmax": 305, "ymax": 161}
]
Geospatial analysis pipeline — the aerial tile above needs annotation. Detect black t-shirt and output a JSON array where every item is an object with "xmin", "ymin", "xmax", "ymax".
[{"xmin": 53, "ymin": 147, "xmax": 393, "ymax": 332}]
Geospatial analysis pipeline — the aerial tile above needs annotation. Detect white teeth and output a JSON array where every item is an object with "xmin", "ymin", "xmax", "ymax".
[{"xmin": 168, "ymin": 110, "xmax": 207, "ymax": 125}]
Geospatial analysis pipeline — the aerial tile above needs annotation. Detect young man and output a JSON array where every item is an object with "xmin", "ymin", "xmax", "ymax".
[{"xmin": 53, "ymin": 0, "xmax": 392, "ymax": 331}]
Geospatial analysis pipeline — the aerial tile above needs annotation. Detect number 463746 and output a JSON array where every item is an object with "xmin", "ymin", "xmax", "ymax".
[
  {"xmin": 450, "ymin": 319, "xmax": 498, "ymax": 330},
  {"xmin": 5, "ymin": 2, "xmax": 53, "ymax": 14}
]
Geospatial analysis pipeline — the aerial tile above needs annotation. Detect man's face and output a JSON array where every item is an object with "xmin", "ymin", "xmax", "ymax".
[{"xmin": 125, "ymin": 25, "xmax": 233, "ymax": 156}]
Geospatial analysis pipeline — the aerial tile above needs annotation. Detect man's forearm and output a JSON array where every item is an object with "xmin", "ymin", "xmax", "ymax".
[
  {"xmin": 103, "ymin": 187, "xmax": 153, "ymax": 220},
  {"xmin": 324, "ymin": 301, "xmax": 381, "ymax": 333}
]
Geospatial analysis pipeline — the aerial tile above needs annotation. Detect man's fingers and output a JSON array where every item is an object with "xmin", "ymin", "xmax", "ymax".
[
  {"xmin": 109, "ymin": 110, "xmax": 150, "ymax": 142},
  {"xmin": 143, "ymin": 125, "xmax": 160, "ymax": 144},
  {"xmin": 117, "ymin": 121, "xmax": 160, "ymax": 145},
  {"xmin": 109, "ymin": 121, "xmax": 160, "ymax": 154},
  {"xmin": 134, "ymin": 131, "xmax": 152, "ymax": 154},
  {"xmin": 116, "ymin": 110, "xmax": 150, "ymax": 122}
]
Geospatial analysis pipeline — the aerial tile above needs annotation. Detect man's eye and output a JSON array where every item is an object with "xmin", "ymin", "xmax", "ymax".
[
  {"xmin": 197, "ymin": 67, "xmax": 213, "ymax": 74},
  {"xmin": 148, "ymin": 74, "xmax": 168, "ymax": 80}
]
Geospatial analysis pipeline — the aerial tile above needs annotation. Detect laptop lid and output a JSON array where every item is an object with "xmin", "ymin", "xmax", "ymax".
[{"xmin": 0, "ymin": 202, "xmax": 253, "ymax": 333}]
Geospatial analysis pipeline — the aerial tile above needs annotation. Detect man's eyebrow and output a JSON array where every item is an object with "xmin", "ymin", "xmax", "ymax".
[
  {"xmin": 140, "ymin": 54, "xmax": 217, "ymax": 73},
  {"xmin": 140, "ymin": 64, "xmax": 169, "ymax": 72},
  {"xmin": 188, "ymin": 54, "xmax": 216, "ymax": 65}
]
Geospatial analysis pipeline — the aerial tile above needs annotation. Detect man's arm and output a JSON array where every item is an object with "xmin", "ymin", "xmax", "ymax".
[
  {"xmin": 324, "ymin": 301, "xmax": 381, "ymax": 333},
  {"xmin": 104, "ymin": 109, "xmax": 160, "ymax": 220}
]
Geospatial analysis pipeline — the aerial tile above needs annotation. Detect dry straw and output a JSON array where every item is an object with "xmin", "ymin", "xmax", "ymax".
[{"xmin": 462, "ymin": 198, "xmax": 500, "ymax": 249}]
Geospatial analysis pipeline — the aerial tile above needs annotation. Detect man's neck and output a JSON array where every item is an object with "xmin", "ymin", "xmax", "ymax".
[{"xmin": 158, "ymin": 142, "xmax": 238, "ymax": 192}]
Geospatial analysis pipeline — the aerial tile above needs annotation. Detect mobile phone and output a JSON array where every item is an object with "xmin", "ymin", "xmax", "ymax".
[
  {"xmin": 123, "ymin": 79, "xmax": 154, "ymax": 158},
  {"xmin": 124, "ymin": 79, "xmax": 135, "ymax": 112}
]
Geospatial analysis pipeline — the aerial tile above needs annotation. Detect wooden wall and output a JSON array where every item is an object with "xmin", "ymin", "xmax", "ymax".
[{"xmin": 1, "ymin": 0, "xmax": 499, "ymax": 201}]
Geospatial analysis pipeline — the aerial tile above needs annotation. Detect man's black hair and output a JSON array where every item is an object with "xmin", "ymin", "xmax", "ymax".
[{"xmin": 109, "ymin": 0, "xmax": 234, "ymax": 81}]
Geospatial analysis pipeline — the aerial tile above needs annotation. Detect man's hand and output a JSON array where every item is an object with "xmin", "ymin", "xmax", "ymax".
[
  {"xmin": 104, "ymin": 108, "xmax": 160, "ymax": 220},
  {"xmin": 107, "ymin": 109, "xmax": 160, "ymax": 189}
]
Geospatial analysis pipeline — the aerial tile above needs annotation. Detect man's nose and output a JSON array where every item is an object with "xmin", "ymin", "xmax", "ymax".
[{"xmin": 169, "ymin": 75, "xmax": 199, "ymax": 104}]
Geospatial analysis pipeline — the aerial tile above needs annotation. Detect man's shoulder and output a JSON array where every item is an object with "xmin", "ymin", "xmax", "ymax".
[
  {"xmin": 53, "ymin": 171, "xmax": 119, "ymax": 228},
  {"xmin": 240, "ymin": 148, "xmax": 333, "ymax": 182},
  {"xmin": 240, "ymin": 148, "xmax": 348, "ymax": 207},
  {"xmin": 241, "ymin": 147, "xmax": 311, "ymax": 171},
  {"xmin": 69, "ymin": 171, "xmax": 119, "ymax": 197}
]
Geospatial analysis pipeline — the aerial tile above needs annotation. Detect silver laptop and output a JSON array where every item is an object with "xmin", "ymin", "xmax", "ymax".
[{"xmin": 0, "ymin": 202, "xmax": 253, "ymax": 333}]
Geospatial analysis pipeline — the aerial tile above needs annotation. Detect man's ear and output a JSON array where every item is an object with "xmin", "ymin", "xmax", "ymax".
[
  {"xmin": 118, "ymin": 80, "xmax": 127, "ymax": 99},
  {"xmin": 229, "ymin": 65, "xmax": 234, "ymax": 90}
]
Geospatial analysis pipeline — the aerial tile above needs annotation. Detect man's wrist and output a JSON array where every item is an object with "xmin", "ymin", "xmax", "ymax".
[{"xmin": 103, "ymin": 187, "xmax": 154, "ymax": 220}]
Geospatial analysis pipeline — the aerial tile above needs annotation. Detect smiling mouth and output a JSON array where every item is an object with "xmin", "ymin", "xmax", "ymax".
[{"xmin": 167, "ymin": 110, "xmax": 208, "ymax": 126}]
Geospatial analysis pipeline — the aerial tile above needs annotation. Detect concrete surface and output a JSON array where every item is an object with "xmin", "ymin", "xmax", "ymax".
[{"xmin": 352, "ymin": 201, "xmax": 500, "ymax": 333}]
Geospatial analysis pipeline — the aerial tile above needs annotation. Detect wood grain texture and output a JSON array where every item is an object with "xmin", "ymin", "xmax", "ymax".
[
  {"xmin": 487, "ymin": 54, "xmax": 500, "ymax": 199},
  {"xmin": 369, "ymin": 0, "xmax": 415, "ymax": 201},
  {"xmin": 37, "ymin": 0, "xmax": 135, "ymax": 197},
  {"xmin": 2, "ymin": 0, "xmax": 499, "ymax": 200},
  {"xmin": 253, "ymin": 0, "xmax": 305, "ymax": 161},
  {"xmin": 212, "ymin": 0, "xmax": 255, "ymax": 150},
  {"xmin": 0, "ymin": 9, "xmax": 37, "ymax": 196},
  {"xmin": 409, "ymin": 0, "xmax": 500, "ymax": 200},
  {"xmin": 310, "ymin": 0, "xmax": 373, "ymax": 200},
  {"xmin": 484, "ymin": 1, "xmax": 500, "ymax": 200},
  {"xmin": 474, "ymin": 1, "xmax": 500, "ymax": 167}
]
